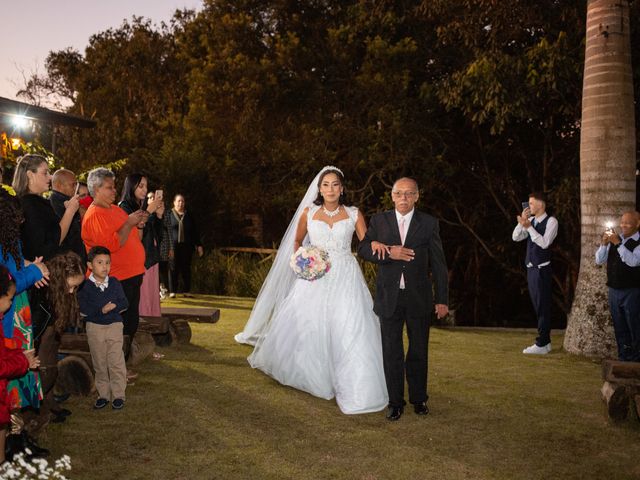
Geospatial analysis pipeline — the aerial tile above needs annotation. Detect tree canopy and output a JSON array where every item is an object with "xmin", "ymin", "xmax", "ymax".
[{"xmin": 20, "ymin": 0, "xmax": 640, "ymax": 327}]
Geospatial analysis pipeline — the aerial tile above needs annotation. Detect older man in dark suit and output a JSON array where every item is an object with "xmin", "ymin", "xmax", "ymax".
[{"xmin": 358, "ymin": 177, "xmax": 449, "ymax": 421}]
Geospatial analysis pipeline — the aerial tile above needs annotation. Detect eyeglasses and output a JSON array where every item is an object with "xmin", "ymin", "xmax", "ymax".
[{"xmin": 392, "ymin": 191, "xmax": 417, "ymax": 198}]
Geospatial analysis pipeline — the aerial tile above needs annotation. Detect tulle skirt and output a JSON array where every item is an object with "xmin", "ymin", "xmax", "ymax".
[{"xmin": 248, "ymin": 253, "xmax": 388, "ymax": 414}]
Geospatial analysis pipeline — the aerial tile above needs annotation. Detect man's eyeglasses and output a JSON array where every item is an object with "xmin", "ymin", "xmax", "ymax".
[{"xmin": 392, "ymin": 191, "xmax": 417, "ymax": 198}]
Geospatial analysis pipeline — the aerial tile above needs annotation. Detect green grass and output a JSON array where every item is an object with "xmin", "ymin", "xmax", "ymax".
[{"xmin": 43, "ymin": 295, "xmax": 640, "ymax": 480}]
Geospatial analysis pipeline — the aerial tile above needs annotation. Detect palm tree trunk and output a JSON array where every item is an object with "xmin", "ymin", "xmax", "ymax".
[{"xmin": 564, "ymin": 0, "xmax": 636, "ymax": 357}]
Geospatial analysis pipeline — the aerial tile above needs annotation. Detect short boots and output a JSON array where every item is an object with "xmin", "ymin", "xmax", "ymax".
[
  {"xmin": 22, "ymin": 432, "xmax": 50, "ymax": 458},
  {"xmin": 5, "ymin": 433, "xmax": 24, "ymax": 462}
]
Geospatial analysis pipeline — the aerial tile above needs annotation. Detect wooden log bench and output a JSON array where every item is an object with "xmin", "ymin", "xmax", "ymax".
[
  {"xmin": 158, "ymin": 307, "xmax": 221, "ymax": 346},
  {"xmin": 601, "ymin": 359, "xmax": 640, "ymax": 422},
  {"xmin": 161, "ymin": 306, "xmax": 220, "ymax": 324},
  {"xmin": 139, "ymin": 316, "xmax": 170, "ymax": 334}
]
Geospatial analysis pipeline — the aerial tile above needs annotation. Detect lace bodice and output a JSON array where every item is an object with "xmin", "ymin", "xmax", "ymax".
[{"xmin": 306, "ymin": 205, "xmax": 358, "ymax": 257}]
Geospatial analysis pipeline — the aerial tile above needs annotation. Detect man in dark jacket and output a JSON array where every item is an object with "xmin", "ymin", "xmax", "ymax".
[
  {"xmin": 358, "ymin": 177, "xmax": 449, "ymax": 421},
  {"xmin": 50, "ymin": 169, "xmax": 86, "ymax": 264}
]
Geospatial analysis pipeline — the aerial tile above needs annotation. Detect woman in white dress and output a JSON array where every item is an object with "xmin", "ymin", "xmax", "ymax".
[{"xmin": 235, "ymin": 166, "xmax": 388, "ymax": 414}]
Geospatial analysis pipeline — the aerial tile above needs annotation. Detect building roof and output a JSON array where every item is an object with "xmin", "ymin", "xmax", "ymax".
[{"xmin": 0, "ymin": 96, "xmax": 96, "ymax": 129}]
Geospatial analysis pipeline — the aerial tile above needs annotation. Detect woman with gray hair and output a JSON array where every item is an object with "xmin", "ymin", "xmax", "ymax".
[{"xmin": 81, "ymin": 168, "xmax": 148, "ymax": 380}]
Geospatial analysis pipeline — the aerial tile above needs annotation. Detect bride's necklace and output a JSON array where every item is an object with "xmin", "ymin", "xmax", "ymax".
[{"xmin": 323, "ymin": 205, "xmax": 341, "ymax": 218}]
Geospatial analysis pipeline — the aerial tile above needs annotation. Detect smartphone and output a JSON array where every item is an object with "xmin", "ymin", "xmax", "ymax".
[
  {"xmin": 74, "ymin": 182, "xmax": 80, "ymax": 196},
  {"xmin": 155, "ymin": 189, "xmax": 163, "ymax": 201},
  {"xmin": 521, "ymin": 201, "xmax": 529, "ymax": 211}
]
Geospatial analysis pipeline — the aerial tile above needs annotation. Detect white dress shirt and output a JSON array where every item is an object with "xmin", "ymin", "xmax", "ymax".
[
  {"xmin": 595, "ymin": 231, "xmax": 640, "ymax": 267},
  {"xmin": 395, "ymin": 209, "xmax": 414, "ymax": 289},
  {"xmin": 512, "ymin": 212, "xmax": 558, "ymax": 268},
  {"xmin": 89, "ymin": 273, "xmax": 110, "ymax": 291},
  {"xmin": 395, "ymin": 208, "xmax": 415, "ymax": 239}
]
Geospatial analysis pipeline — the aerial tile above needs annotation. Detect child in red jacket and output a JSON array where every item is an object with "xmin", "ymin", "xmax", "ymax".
[{"xmin": 0, "ymin": 266, "xmax": 39, "ymax": 463}]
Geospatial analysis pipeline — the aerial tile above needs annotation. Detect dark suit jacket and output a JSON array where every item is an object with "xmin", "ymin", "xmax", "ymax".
[
  {"xmin": 358, "ymin": 209, "xmax": 448, "ymax": 319},
  {"xmin": 20, "ymin": 194, "xmax": 62, "ymax": 262},
  {"xmin": 50, "ymin": 190, "xmax": 86, "ymax": 264}
]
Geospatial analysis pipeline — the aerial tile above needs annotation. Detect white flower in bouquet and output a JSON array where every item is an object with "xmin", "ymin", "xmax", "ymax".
[{"xmin": 290, "ymin": 246, "xmax": 331, "ymax": 281}]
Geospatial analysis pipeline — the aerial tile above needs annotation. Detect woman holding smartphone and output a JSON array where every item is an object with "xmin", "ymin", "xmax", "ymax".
[{"xmin": 119, "ymin": 174, "xmax": 165, "ymax": 319}]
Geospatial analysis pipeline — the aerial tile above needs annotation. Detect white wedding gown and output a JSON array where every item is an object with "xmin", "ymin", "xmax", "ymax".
[{"xmin": 248, "ymin": 205, "xmax": 388, "ymax": 414}]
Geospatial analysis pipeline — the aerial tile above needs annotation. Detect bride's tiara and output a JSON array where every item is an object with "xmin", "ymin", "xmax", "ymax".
[{"xmin": 319, "ymin": 165, "xmax": 344, "ymax": 176}]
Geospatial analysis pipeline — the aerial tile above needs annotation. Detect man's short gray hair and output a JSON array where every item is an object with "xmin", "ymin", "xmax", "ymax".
[{"xmin": 86, "ymin": 168, "xmax": 115, "ymax": 197}]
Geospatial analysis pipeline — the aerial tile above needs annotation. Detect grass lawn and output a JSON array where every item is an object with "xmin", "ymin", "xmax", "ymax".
[{"xmin": 43, "ymin": 295, "xmax": 640, "ymax": 480}]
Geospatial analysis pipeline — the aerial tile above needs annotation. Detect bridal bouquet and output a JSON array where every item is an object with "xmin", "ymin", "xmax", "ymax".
[{"xmin": 290, "ymin": 246, "xmax": 331, "ymax": 281}]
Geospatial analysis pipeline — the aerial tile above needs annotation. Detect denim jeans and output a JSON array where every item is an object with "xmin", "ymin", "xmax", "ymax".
[{"xmin": 608, "ymin": 287, "xmax": 640, "ymax": 362}]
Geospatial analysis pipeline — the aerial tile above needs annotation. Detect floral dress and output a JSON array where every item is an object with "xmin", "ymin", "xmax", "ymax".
[{"xmin": 0, "ymin": 245, "xmax": 43, "ymax": 409}]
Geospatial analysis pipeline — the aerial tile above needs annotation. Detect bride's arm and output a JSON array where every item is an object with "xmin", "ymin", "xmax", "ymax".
[
  {"xmin": 356, "ymin": 210, "xmax": 391, "ymax": 262},
  {"xmin": 293, "ymin": 207, "xmax": 309, "ymax": 251},
  {"xmin": 354, "ymin": 209, "xmax": 367, "ymax": 241}
]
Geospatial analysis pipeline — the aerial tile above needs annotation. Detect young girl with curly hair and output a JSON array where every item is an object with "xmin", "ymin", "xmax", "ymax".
[{"xmin": 33, "ymin": 251, "xmax": 85, "ymax": 423}]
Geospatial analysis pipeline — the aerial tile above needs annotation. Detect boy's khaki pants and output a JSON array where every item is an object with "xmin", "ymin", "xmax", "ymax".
[{"xmin": 86, "ymin": 322, "xmax": 126, "ymax": 401}]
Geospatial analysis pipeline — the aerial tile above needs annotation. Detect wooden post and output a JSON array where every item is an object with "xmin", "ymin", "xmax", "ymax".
[
  {"xmin": 171, "ymin": 319, "xmax": 192, "ymax": 345},
  {"xmin": 127, "ymin": 331, "xmax": 155, "ymax": 366},
  {"xmin": 601, "ymin": 381, "xmax": 629, "ymax": 421}
]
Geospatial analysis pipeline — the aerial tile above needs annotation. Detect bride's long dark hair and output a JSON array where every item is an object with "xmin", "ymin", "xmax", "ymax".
[{"xmin": 312, "ymin": 169, "xmax": 346, "ymax": 206}]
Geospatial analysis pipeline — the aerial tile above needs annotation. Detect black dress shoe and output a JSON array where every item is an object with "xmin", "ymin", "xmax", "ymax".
[
  {"xmin": 413, "ymin": 402, "xmax": 429, "ymax": 415},
  {"xmin": 5, "ymin": 433, "xmax": 25, "ymax": 461},
  {"xmin": 51, "ymin": 407, "xmax": 72, "ymax": 417},
  {"xmin": 386, "ymin": 406, "xmax": 403, "ymax": 421},
  {"xmin": 21, "ymin": 432, "xmax": 50, "ymax": 458},
  {"xmin": 49, "ymin": 412, "xmax": 67, "ymax": 424}
]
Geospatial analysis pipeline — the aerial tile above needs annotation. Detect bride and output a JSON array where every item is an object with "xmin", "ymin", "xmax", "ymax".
[{"xmin": 235, "ymin": 166, "xmax": 388, "ymax": 414}]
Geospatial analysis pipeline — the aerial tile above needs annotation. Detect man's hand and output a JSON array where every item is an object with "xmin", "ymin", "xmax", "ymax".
[
  {"xmin": 388, "ymin": 246, "xmax": 414, "ymax": 261},
  {"xmin": 601, "ymin": 232, "xmax": 612, "ymax": 245},
  {"xmin": 517, "ymin": 214, "xmax": 531, "ymax": 228},
  {"xmin": 609, "ymin": 233, "xmax": 622, "ymax": 245},
  {"xmin": 435, "ymin": 304, "xmax": 449, "ymax": 319},
  {"xmin": 371, "ymin": 241, "xmax": 390, "ymax": 259},
  {"xmin": 63, "ymin": 195, "xmax": 80, "ymax": 214},
  {"xmin": 102, "ymin": 302, "xmax": 116, "ymax": 314}
]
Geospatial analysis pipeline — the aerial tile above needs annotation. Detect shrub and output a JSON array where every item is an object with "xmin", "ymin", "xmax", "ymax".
[{"xmin": 191, "ymin": 250, "xmax": 377, "ymax": 298}]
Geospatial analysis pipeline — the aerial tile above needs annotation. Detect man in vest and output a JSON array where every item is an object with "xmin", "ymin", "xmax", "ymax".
[
  {"xmin": 512, "ymin": 192, "xmax": 558, "ymax": 354},
  {"xmin": 595, "ymin": 211, "xmax": 640, "ymax": 362}
]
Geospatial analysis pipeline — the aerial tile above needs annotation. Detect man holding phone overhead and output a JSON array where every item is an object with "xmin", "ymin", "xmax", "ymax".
[
  {"xmin": 50, "ymin": 169, "xmax": 86, "ymax": 264},
  {"xmin": 512, "ymin": 192, "xmax": 558, "ymax": 355}
]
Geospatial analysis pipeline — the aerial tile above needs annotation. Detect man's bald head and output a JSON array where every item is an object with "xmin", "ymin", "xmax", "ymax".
[
  {"xmin": 52, "ymin": 169, "xmax": 77, "ymax": 197},
  {"xmin": 619, "ymin": 211, "xmax": 640, "ymax": 237},
  {"xmin": 391, "ymin": 177, "xmax": 419, "ymax": 215},
  {"xmin": 392, "ymin": 177, "xmax": 418, "ymax": 192}
]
